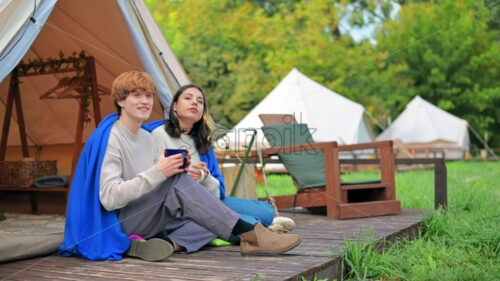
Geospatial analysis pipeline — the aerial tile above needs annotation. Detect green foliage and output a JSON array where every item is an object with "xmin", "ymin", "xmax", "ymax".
[
  {"xmin": 484, "ymin": 0, "xmax": 500, "ymax": 41},
  {"xmin": 250, "ymin": 273, "xmax": 266, "ymax": 280},
  {"xmin": 146, "ymin": 0, "xmax": 275, "ymax": 127},
  {"xmin": 301, "ymin": 274, "xmax": 330, "ymax": 281},
  {"xmin": 376, "ymin": 0, "xmax": 500, "ymax": 145},
  {"xmin": 258, "ymin": 161, "xmax": 500, "ymax": 280},
  {"xmin": 146, "ymin": 0, "xmax": 387, "ymax": 128},
  {"xmin": 146, "ymin": 0, "xmax": 500, "ymax": 145}
]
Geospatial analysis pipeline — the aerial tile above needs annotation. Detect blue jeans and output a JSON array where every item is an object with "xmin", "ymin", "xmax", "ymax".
[{"xmin": 222, "ymin": 196, "xmax": 274, "ymax": 242}]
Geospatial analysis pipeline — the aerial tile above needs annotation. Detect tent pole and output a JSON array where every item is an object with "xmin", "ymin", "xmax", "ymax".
[
  {"xmin": 364, "ymin": 110, "xmax": 386, "ymax": 131},
  {"xmin": 0, "ymin": 73, "xmax": 16, "ymax": 160},
  {"xmin": 468, "ymin": 125, "xmax": 497, "ymax": 158}
]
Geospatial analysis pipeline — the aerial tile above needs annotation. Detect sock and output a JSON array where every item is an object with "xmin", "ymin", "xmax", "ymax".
[
  {"xmin": 231, "ymin": 219, "xmax": 255, "ymax": 236},
  {"xmin": 152, "ymin": 230, "xmax": 174, "ymax": 247},
  {"xmin": 162, "ymin": 236, "xmax": 174, "ymax": 247}
]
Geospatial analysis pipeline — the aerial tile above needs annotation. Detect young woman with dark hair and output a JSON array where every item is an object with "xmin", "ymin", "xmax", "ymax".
[{"xmin": 151, "ymin": 84, "xmax": 275, "ymax": 243}]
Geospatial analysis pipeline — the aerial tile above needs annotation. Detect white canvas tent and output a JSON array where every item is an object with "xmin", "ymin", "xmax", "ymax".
[
  {"xmin": 0, "ymin": 0, "xmax": 189, "ymax": 148},
  {"xmin": 377, "ymin": 95, "xmax": 470, "ymax": 159},
  {"xmin": 219, "ymin": 68, "xmax": 374, "ymax": 151},
  {"xmin": 0, "ymin": 0, "xmax": 191, "ymax": 262}
]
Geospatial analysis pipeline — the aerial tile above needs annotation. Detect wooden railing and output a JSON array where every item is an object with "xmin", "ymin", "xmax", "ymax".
[{"xmin": 218, "ymin": 157, "xmax": 447, "ymax": 210}]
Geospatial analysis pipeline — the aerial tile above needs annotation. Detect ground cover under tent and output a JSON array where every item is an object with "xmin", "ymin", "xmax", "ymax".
[{"xmin": 0, "ymin": 213, "xmax": 64, "ymax": 264}]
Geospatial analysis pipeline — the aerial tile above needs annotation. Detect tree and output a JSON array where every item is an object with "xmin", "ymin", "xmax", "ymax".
[
  {"xmin": 147, "ymin": 0, "xmax": 363, "ymax": 127},
  {"xmin": 146, "ymin": 0, "xmax": 276, "ymax": 127},
  {"xmin": 376, "ymin": 0, "xmax": 500, "ymax": 145},
  {"xmin": 484, "ymin": 0, "xmax": 500, "ymax": 41}
]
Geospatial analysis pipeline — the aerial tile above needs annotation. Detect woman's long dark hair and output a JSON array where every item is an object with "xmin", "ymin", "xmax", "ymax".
[{"xmin": 165, "ymin": 84, "xmax": 212, "ymax": 154}]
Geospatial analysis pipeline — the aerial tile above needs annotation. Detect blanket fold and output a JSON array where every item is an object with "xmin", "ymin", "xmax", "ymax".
[{"xmin": 59, "ymin": 114, "xmax": 130, "ymax": 260}]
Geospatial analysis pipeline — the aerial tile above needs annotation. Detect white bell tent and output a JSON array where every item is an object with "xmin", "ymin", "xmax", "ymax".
[
  {"xmin": 0, "ymin": 0, "xmax": 189, "ymax": 148},
  {"xmin": 377, "ymin": 95, "xmax": 470, "ymax": 159},
  {"xmin": 220, "ymin": 68, "xmax": 374, "ymax": 151}
]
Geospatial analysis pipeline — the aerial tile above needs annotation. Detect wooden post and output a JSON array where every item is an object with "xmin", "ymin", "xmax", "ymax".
[
  {"xmin": 0, "ymin": 74, "xmax": 16, "ymax": 160},
  {"xmin": 379, "ymin": 142, "xmax": 396, "ymax": 200},
  {"xmin": 323, "ymin": 142, "xmax": 340, "ymax": 219},
  {"xmin": 86, "ymin": 57, "xmax": 102, "ymax": 126},
  {"xmin": 12, "ymin": 78, "xmax": 29, "ymax": 158},
  {"xmin": 434, "ymin": 158, "xmax": 447, "ymax": 210},
  {"xmin": 71, "ymin": 97, "xmax": 86, "ymax": 178}
]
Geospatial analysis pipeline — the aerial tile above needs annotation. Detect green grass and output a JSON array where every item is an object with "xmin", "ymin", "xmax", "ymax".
[{"xmin": 256, "ymin": 161, "xmax": 500, "ymax": 280}]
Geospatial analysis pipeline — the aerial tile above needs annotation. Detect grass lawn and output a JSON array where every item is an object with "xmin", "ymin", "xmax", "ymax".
[{"xmin": 256, "ymin": 161, "xmax": 500, "ymax": 281}]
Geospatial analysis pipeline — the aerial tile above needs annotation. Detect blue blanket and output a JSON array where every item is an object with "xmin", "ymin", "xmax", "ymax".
[
  {"xmin": 59, "ymin": 117, "xmax": 227, "ymax": 260},
  {"xmin": 143, "ymin": 120, "xmax": 226, "ymax": 199},
  {"xmin": 59, "ymin": 114, "xmax": 130, "ymax": 260}
]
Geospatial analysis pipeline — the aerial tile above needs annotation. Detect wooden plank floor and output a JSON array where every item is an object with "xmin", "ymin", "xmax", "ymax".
[{"xmin": 0, "ymin": 209, "xmax": 425, "ymax": 281}]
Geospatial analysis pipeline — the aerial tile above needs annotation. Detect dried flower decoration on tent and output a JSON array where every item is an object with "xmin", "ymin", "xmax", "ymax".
[
  {"xmin": 5, "ymin": 51, "xmax": 107, "ymax": 178},
  {"xmin": 15, "ymin": 51, "xmax": 109, "ymax": 124}
]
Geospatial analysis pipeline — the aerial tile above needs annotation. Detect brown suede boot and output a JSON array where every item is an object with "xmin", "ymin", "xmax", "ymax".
[{"xmin": 239, "ymin": 223, "xmax": 302, "ymax": 255}]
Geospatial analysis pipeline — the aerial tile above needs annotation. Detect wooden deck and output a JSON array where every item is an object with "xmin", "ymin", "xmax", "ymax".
[{"xmin": 0, "ymin": 209, "xmax": 425, "ymax": 281}]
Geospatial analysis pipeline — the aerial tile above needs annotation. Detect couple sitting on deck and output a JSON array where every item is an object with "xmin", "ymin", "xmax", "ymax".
[{"xmin": 59, "ymin": 71, "xmax": 301, "ymax": 261}]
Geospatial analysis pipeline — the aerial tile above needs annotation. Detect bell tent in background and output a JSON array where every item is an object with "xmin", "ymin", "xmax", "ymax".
[
  {"xmin": 377, "ymin": 95, "xmax": 470, "ymax": 159},
  {"xmin": 221, "ymin": 68, "xmax": 375, "ymax": 152}
]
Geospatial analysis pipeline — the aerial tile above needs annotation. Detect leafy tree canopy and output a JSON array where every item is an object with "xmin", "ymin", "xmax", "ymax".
[
  {"xmin": 146, "ymin": 0, "xmax": 500, "ymax": 146},
  {"xmin": 376, "ymin": 0, "xmax": 500, "ymax": 144}
]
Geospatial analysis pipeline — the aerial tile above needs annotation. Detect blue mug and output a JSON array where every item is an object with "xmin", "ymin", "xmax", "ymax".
[{"xmin": 164, "ymin": 149, "xmax": 188, "ymax": 169}]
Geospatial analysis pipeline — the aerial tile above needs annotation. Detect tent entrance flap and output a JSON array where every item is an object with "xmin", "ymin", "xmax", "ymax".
[{"xmin": 0, "ymin": 0, "xmax": 191, "ymax": 148}]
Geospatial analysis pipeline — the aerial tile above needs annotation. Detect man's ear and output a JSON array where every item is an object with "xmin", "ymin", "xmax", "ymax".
[{"xmin": 117, "ymin": 99, "xmax": 124, "ymax": 107}]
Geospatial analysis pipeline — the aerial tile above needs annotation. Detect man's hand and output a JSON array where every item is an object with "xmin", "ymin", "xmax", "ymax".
[
  {"xmin": 188, "ymin": 161, "xmax": 209, "ymax": 182},
  {"xmin": 156, "ymin": 151, "xmax": 189, "ymax": 177}
]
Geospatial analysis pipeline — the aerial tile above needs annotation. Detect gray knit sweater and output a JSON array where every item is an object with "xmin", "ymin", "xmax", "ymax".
[
  {"xmin": 151, "ymin": 124, "xmax": 221, "ymax": 199},
  {"xmin": 99, "ymin": 121, "xmax": 166, "ymax": 211}
]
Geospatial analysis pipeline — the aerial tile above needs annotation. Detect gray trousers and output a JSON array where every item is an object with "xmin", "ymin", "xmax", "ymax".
[{"xmin": 118, "ymin": 173, "xmax": 239, "ymax": 252}]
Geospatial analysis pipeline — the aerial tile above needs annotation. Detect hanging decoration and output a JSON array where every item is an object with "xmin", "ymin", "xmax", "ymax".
[{"xmin": 15, "ymin": 50, "xmax": 109, "ymax": 123}]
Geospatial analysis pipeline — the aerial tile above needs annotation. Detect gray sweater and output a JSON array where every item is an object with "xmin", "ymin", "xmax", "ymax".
[
  {"xmin": 151, "ymin": 124, "xmax": 221, "ymax": 199},
  {"xmin": 99, "ymin": 121, "xmax": 166, "ymax": 211}
]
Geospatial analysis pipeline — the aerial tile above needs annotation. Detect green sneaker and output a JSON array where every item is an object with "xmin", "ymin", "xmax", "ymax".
[{"xmin": 209, "ymin": 238, "xmax": 235, "ymax": 247}]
